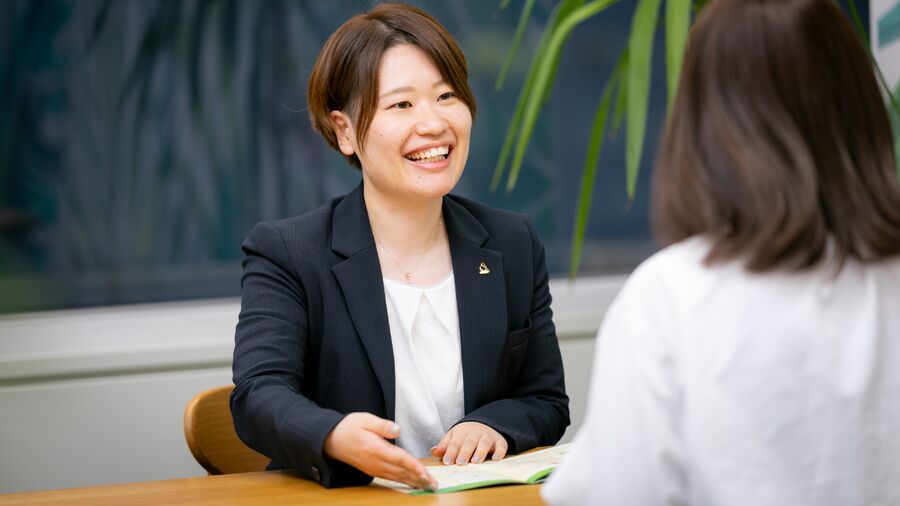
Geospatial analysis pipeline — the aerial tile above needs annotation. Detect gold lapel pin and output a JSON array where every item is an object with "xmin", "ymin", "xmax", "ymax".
[{"xmin": 478, "ymin": 262, "xmax": 490, "ymax": 275}]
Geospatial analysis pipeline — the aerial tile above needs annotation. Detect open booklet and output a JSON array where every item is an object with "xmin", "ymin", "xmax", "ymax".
[{"xmin": 373, "ymin": 443, "xmax": 571, "ymax": 495}]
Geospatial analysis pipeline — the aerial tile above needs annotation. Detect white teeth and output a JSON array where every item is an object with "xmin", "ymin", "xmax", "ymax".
[{"xmin": 407, "ymin": 146, "xmax": 450, "ymax": 160}]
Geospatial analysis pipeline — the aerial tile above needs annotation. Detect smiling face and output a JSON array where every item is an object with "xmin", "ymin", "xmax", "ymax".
[{"xmin": 331, "ymin": 44, "xmax": 472, "ymax": 203}]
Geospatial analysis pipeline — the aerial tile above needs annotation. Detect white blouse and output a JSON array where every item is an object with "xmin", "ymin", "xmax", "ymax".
[
  {"xmin": 542, "ymin": 237, "xmax": 900, "ymax": 506},
  {"xmin": 383, "ymin": 273, "xmax": 465, "ymax": 457}
]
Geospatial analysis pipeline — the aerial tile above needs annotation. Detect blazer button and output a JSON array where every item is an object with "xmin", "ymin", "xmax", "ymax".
[{"xmin": 311, "ymin": 465, "xmax": 321, "ymax": 482}]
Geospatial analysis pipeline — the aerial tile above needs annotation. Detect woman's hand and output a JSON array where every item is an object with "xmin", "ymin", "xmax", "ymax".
[
  {"xmin": 323, "ymin": 412, "xmax": 437, "ymax": 490},
  {"xmin": 430, "ymin": 421, "xmax": 508, "ymax": 465}
]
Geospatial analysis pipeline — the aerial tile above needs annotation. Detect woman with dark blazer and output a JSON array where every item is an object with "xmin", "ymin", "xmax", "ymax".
[{"xmin": 231, "ymin": 3, "xmax": 569, "ymax": 491}]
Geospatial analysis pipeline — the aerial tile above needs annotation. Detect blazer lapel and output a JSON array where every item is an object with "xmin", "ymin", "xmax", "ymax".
[
  {"xmin": 329, "ymin": 186, "xmax": 509, "ymax": 419},
  {"xmin": 330, "ymin": 185, "xmax": 397, "ymax": 419},
  {"xmin": 443, "ymin": 198, "xmax": 508, "ymax": 414}
]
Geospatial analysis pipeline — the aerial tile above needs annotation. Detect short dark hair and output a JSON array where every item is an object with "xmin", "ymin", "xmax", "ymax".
[
  {"xmin": 653, "ymin": 0, "xmax": 900, "ymax": 271},
  {"xmin": 306, "ymin": 2, "xmax": 477, "ymax": 169}
]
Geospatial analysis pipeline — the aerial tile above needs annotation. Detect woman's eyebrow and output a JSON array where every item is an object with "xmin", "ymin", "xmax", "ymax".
[
  {"xmin": 379, "ymin": 86, "xmax": 413, "ymax": 99},
  {"xmin": 378, "ymin": 80, "xmax": 448, "ymax": 99}
]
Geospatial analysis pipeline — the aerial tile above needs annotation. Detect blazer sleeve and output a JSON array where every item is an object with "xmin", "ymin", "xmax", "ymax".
[
  {"xmin": 230, "ymin": 222, "xmax": 370, "ymax": 488},
  {"xmin": 457, "ymin": 215, "xmax": 570, "ymax": 453}
]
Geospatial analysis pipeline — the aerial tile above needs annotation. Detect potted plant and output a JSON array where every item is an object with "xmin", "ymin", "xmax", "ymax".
[{"xmin": 493, "ymin": 0, "xmax": 900, "ymax": 277}]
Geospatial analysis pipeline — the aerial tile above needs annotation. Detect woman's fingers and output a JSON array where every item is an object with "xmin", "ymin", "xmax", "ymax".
[
  {"xmin": 368, "ymin": 445, "xmax": 434, "ymax": 490},
  {"xmin": 361, "ymin": 424, "xmax": 430, "ymax": 483},
  {"xmin": 437, "ymin": 422, "xmax": 509, "ymax": 465},
  {"xmin": 366, "ymin": 438, "xmax": 435, "ymax": 490},
  {"xmin": 454, "ymin": 433, "xmax": 480, "ymax": 465},
  {"xmin": 471, "ymin": 434, "xmax": 495, "ymax": 464},
  {"xmin": 442, "ymin": 431, "xmax": 463, "ymax": 465},
  {"xmin": 382, "ymin": 440, "xmax": 429, "ymax": 477},
  {"xmin": 324, "ymin": 413, "xmax": 435, "ymax": 489},
  {"xmin": 491, "ymin": 437, "xmax": 508, "ymax": 461},
  {"xmin": 431, "ymin": 432, "xmax": 452, "ymax": 458},
  {"xmin": 358, "ymin": 412, "xmax": 401, "ymax": 440},
  {"xmin": 378, "ymin": 461, "xmax": 436, "ymax": 490}
]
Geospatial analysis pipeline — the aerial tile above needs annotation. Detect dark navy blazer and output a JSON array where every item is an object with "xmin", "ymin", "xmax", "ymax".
[{"xmin": 231, "ymin": 183, "xmax": 569, "ymax": 488}]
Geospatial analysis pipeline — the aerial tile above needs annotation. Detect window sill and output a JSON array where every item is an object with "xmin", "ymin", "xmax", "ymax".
[{"xmin": 0, "ymin": 275, "xmax": 626, "ymax": 384}]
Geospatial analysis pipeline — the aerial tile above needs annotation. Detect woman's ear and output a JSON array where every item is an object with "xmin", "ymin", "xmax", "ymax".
[{"xmin": 330, "ymin": 111, "xmax": 356, "ymax": 156}]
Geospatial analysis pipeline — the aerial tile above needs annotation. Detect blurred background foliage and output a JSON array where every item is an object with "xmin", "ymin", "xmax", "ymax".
[
  {"xmin": 492, "ymin": 0, "xmax": 892, "ymax": 277},
  {"xmin": 0, "ymin": 0, "xmax": 663, "ymax": 313},
  {"xmin": 0, "ymin": 0, "xmax": 882, "ymax": 313}
]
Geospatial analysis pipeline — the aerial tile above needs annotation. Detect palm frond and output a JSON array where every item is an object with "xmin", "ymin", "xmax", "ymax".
[
  {"xmin": 490, "ymin": 0, "xmax": 591, "ymax": 192},
  {"xmin": 569, "ymin": 54, "xmax": 627, "ymax": 279},
  {"xmin": 624, "ymin": 0, "xmax": 662, "ymax": 201},
  {"xmin": 610, "ymin": 51, "xmax": 629, "ymax": 137},
  {"xmin": 506, "ymin": 0, "xmax": 619, "ymax": 192},
  {"xmin": 494, "ymin": 0, "xmax": 536, "ymax": 91},
  {"xmin": 665, "ymin": 0, "xmax": 691, "ymax": 105}
]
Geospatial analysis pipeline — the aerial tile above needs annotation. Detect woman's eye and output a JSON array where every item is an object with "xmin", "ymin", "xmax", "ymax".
[
  {"xmin": 438, "ymin": 92, "xmax": 456, "ymax": 101},
  {"xmin": 390, "ymin": 101, "xmax": 412, "ymax": 110}
]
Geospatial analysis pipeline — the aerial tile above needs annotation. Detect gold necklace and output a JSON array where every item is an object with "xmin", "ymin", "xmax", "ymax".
[{"xmin": 373, "ymin": 218, "xmax": 443, "ymax": 284}]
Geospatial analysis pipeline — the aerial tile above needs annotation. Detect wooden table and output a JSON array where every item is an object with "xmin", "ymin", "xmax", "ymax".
[{"xmin": 0, "ymin": 467, "xmax": 546, "ymax": 505}]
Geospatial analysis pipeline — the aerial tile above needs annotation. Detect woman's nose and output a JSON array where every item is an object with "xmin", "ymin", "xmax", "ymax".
[{"xmin": 414, "ymin": 108, "xmax": 448, "ymax": 135}]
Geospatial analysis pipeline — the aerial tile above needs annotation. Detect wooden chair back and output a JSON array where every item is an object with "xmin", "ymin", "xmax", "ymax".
[{"xmin": 184, "ymin": 385, "xmax": 270, "ymax": 475}]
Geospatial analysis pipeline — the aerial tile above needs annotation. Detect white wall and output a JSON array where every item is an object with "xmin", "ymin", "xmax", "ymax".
[{"xmin": 0, "ymin": 276, "xmax": 623, "ymax": 494}]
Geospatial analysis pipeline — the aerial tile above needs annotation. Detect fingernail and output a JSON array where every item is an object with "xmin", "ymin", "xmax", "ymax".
[
  {"xmin": 471, "ymin": 456, "xmax": 480, "ymax": 463},
  {"xmin": 456, "ymin": 457, "xmax": 466, "ymax": 465},
  {"xmin": 390, "ymin": 423, "xmax": 399, "ymax": 434},
  {"xmin": 492, "ymin": 454, "xmax": 502, "ymax": 461},
  {"xmin": 443, "ymin": 456, "xmax": 452, "ymax": 466}
]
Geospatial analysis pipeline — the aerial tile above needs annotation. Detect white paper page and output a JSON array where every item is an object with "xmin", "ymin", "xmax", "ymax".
[
  {"xmin": 373, "ymin": 444, "xmax": 571, "ymax": 493},
  {"xmin": 483, "ymin": 443, "xmax": 571, "ymax": 482}
]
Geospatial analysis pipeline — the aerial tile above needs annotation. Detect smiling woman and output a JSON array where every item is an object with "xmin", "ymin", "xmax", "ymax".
[
  {"xmin": 331, "ymin": 44, "xmax": 472, "ymax": 211},
  {"xmin": 230, "ymin": 2, "xmax": 569, "ymax": 493}
]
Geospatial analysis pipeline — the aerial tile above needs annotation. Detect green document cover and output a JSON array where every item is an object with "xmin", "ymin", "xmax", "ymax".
[{"xmin": 373, "ymin": 443, "xmax": 571, "ymax": 495}]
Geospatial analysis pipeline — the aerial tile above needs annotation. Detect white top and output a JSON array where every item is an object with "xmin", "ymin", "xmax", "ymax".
[
  {"xmin": 542, "ymin": 237, "xmax": 900, "ymax": 506},
  {"xmin": 383, "ymin": 273, "xmax": 465, "ymax": 457}
]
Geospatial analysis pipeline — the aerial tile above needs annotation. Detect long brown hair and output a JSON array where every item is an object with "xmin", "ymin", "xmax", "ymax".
[
  {"xmin": 306, "ymin": 3, "xmax": 476, "ymax": 169},
  {"xmin": 654, "ymin": 0, "xmax": 900, "ymax": 271}
]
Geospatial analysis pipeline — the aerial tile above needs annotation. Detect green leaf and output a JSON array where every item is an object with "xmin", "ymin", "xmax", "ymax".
[
  {"xmin": 665, "ymin": 0, "xmax": 690, "ymax": 106},
  {"xmin": 625, "ymin": 0, "xmax": 662, "ymax": 200},
  {"xmin": 495, "ymin": 0, "xmax": 536, "ymax": 91},
  {"xmin": 491, "ymin": 0, "xmax": 589, "ymax": 192},
  {"xmin": 611, "ymin": 50, "xmax": 629, "ymax": 136},
  {"xmin": 844, "ymin": 0, "xmax": 869, "ymax": 47},
  {"xmin": 491, "ymin": 1, "xmax": 567, "ymax": 191},
  {"xmin": 540, "ymin": 0, "xmax": 589, "ymax": 104},
  {"xmin": 569, "ymin": 69, "xmax": 621, "ymax": 279},
  {"xmin": 506, "ymin": 0, "xmax": 619, "ymax": 192},
  {"xmin": 490, "ymin": 81, "xmax": 527, "ymax": 192}
]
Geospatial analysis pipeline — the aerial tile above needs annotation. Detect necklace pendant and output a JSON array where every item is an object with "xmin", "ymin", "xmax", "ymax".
[{"xmin": 403, "ymin": 272, "xmax": 411, "ymax": 283}]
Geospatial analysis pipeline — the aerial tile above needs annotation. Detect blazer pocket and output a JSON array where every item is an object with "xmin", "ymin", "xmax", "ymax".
[{"xmin": 504, "ymin": 317, "xmax": 533, "ymax": 349}]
